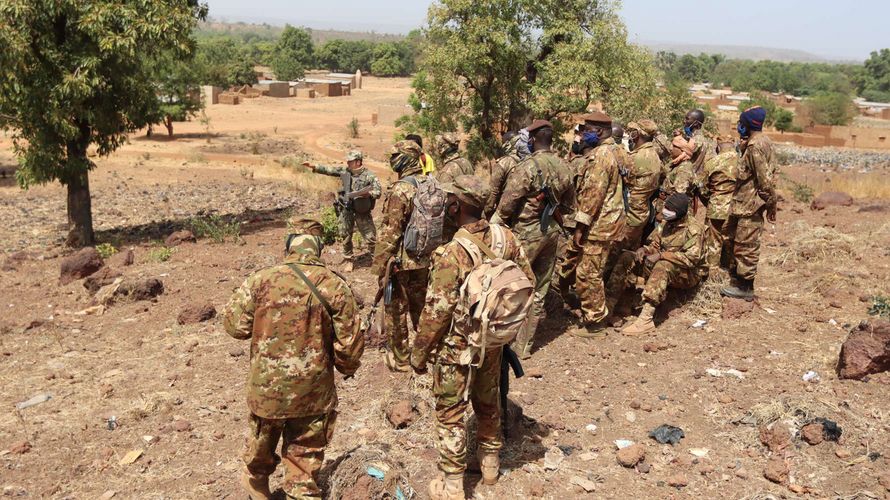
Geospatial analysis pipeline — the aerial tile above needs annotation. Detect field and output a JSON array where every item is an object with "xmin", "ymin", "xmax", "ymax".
[{"xmin": 1, "ymin": 76, "xmax": 889, "ymax": 499}]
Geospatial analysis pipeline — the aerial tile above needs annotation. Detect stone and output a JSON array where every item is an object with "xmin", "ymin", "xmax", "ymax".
[
  {"xmin": 789, "ymin": 484, "xmax": 805, "ymax": 494},
  {"xmin": 617, "ymin": 444, "xmax": 646, "ymax": 468},
  {"xmin": 2, "ymin": 251, "xmax": 31, "ymax": 271},
  {"xmin": 83, "ymin": 267, "xmax": 123, "ymax": 294},
  {"xmin": 667, "ymin": 473, "xmax": 688, "ymax": 488},
  {"xmin": 721, "ymin": 297, "xmax": 754, "ymax": 320},
  {"xmin": 8, "ymin": 441, "xmax": 31, "ymax": 454},
  {"xmin": 717, "ymin": 394, "xmax": 734, "ymax": 404},
  {"xmin": 835, "ymin": 447, "xmax": 852, "ymax": 459},
  {"xmin": 172, "ymin": 420, "xmax": 192, "ymax": 432},
  {"xmin": 108, "ymin": 249, "xmax": 134, "ymax": 267},
  {"xmin": 810, "ymin": 191, "xmax": 853, "ymax": 210},
  {"xmin": 59, "ymin": 247, "xmax": 103, "ymax": 285},
  {"xmin": 763, "ymin": 457, "xmax": 789, "ymax": 484},
  {"xmin": 800, "ymin": 422, "xmax": 824, "ymax": 445},
  {"xmin": 759, "ymin": 422, "xmax": 791, "ymax": 452},
  {"xmin": 570, "ymin": 476, "xmax": 597, "ymax": 493},
  {"xmin": 228, "ymin": 347, "xmax": 245, "ymax": 357},
  {"xmin": 734, "ymin": 468, "xmax": 749, "ymax": 479},
  {"xmin": 386, "ymin": 400, "xmax": 417, "ymax": 429},
  {"xmin": 837, "ymin": 320, "xmax": 890, "ymax": 380},
  {"xmin": 117, "ymin": 278, "xmax": 164, "ymax": 301},
  {"xmin": 177, "ymin": 303, "xmax": 217, "ymax": 325},
  {"xmin": 164, "ymin": 230, "xmax": 196, "ymax": 247},
  {"xmin": 544, "ymin": 446, "xmax": 565, "ymax": 470}
]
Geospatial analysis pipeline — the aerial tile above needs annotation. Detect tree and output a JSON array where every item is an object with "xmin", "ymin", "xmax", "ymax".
[
  {"xmin": 774, "ymin": 108, "xmax": 795, "ymax": 133},
  {"xmin": 742, "ymin": 92, "xmax": 780, "ymax": 127},
  {"xmin": 805, "ymin": 92, "xmax": 856, "ymax": 126},
  {"xmin": 150, "ymin": 54, "xmax": 204, "ymax": 137},
  {"xmin": 370, "ymin": 42, "xmax": 409, "ymax": 76},
  {"xmin": 271, "ymin": 25, "xmax": 314, "ymax": 81},
  {"xmin": 227, "ymin": 56, "xmax": 259, "ymax": 87},
  {"xmin": 316, "ymin": 39, "xmax": 374, "ymax": 73},
  {"xmin": 0, "ymin": 0, "xmax": 206, "ymax": 247},
  {"xmin": 860, "ymin": 48, "xmax": 890, "ymax": 102},
  {"xmin": 195, "ymin": 37, "xmax": 238, "ymax": 87}
]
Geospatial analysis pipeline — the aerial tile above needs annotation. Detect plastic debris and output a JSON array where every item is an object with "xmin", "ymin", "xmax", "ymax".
[
  {"xmin": 829, "ymin": 318, "xmax": 838, "ymax": 326},
  {"xmin": 689, "ymin": 448, "xmax": 710, "ymax": 458},
  {"xmin": 585, "ymin": 423, "xmax": 598, "ymax": 433},
  {"xmin": 814, "ymin": 418, "xmax": 842, "ymax": 442},
  {"xmin": 764, "ymin": 307, "xmax": 777, "ymax": 314},
  {"xmin": 691, "ymin": 319, "xmax": 708, "ymax": 328},
  {"xmin": 366, "ymin": 466, "xmax": 385, "ymax": 480},
  {"xmin": 106, "ymin": 416, "xmax": 118, "ymax": 431},
  {"xmin": 802, "ymin": 371, "xmax": 821, "ymax": 383},
  {"xmin": 706, "ymin": 368, "xmax": 745, "ymax": 379},
  {"xmin": 15, "ymin": 393, "xmax": 52, "ymax": 410},
  {"xmin": 649, "ymin": 424, "xmax": 685, "ymax": 445},
  {"xmin": 614, "ymin": 439, "xmax": 635, "ymax": 449}
]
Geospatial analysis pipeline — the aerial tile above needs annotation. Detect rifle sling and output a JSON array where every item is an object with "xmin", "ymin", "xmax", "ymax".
[
  {"xmin": 287, "ymin": 263, "xmax": 335, "ymax": 320},
  {"xmin": 456, "ymin": 228, "xmax": 498, "ymax": 261}
]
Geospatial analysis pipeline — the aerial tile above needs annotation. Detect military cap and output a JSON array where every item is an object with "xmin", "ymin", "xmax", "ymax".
[
  {"xmin": 391, "ymin": 139, "xmax": 421, "ymax": 159},
  {"xmin": 582, "ymin": 111, "xmax": 612, "ymax": 125},
  {"xmin": 288, "ymin": 216, "xmax": 324, "ymax": 237},
  {"xmin": 526, "ymin": 119, "xmax": 553, "ymax": 133},
  {"xmin": 346, "ymin": 150, "xmax": 363, "ymax": 161},
  {"xmin": 437, "ymin": 132, "xmax": 461, "ymax": 147},
  {"xmin": 441, "ymin": 175, "xmax": 490, "ymax": 210},
  {"xmin": 627, "ymin": 119, "xmax": 658, "ymax": 136}
]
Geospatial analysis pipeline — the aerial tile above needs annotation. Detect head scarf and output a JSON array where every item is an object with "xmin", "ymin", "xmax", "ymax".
[{"xmin": 739, "ymin": 106, "xmax": 766, "ymax": 132}]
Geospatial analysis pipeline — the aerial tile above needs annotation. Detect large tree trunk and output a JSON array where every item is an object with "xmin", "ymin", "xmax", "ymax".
[
  {"xmin": 66, "ymin": 169, "xmax": 94, "ymax": 247},
  {"xmin": 164, "ymin": 115, "xmax": 174, "ymax": 137}
]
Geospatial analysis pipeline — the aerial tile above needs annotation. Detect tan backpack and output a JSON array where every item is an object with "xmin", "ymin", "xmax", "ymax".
[{"xmin": 452, "ymin": 224, "xmax": 535, "ymax": 368}]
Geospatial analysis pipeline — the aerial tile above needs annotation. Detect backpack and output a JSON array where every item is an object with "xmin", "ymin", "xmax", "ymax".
[
  {"xmin": 452, "ymin": 224, "xmax": 535, "ymax": 368},
  {"xmin": 400, "ymin": 176, "xmax": 446, "ymax": 258}
]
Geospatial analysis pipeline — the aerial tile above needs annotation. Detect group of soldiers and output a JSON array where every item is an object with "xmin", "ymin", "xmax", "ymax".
[{"xmin": 222, "ymin": 105, "xmax": 777, "ymax": 499}]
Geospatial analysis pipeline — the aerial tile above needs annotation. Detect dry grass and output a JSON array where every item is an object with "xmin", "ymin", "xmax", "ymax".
[
  {"xmin": 682, "ymin": 271, "xmax": 729, "ymax": 319},
  {"xmin": 324, "ymin": 444, "xmax": 416, "ymax": 500},
  {"xmin": 291, "ymin": 168, "xmax": 340, "ymax": 196},
  {"xmin": 767, "ymin": 221, "xmax": 857, "ymax": 267},
  {"xmin": 781, "ymin": 171, "xmax": 890, "ymax": 200}
]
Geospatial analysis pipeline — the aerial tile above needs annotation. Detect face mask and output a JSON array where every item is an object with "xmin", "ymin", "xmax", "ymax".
[
  {"xmin": 627, "ymin": 139, "xmax": 635, "ymax": 152},
  {"xmin": 527, "ymin": 138, "xmax": 535, "ymax": 153},
  {"xmin": 662, "ymin": 208, "xmax": 677, "ymax": 221},
  {"xmin": 582, "ymin": 131, "xmax": 600, "ymax": 149},
  {"xmin": 737, "ymin": 123, "xmax": 749, "ymax": 138},
  {"xmin": 683, "ymin": 125, "xmax": 693, "ymax": 138},
  {"xmin": 571, "ymin": 141, "xmax": 583, "ymax": 155}
]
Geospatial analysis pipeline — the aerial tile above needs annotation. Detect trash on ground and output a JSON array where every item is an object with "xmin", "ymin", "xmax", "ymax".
[
  {"xmin": 614, "ymin": 439, "xmax": 635, "ymax": 449},
  {"xmin": 706, "ymin": 368, "xmax": 745, "ymax": 379},
  {"xmin": 15, "ymin": 393, "xmax": 52, "ymax": 410},
  {"xmin": 689, "ymin": 448, "xmax": 709, "ymax": 457},
  {"xmin": 106, "ymin": 416, "xmax": 118, "ymax": 431},
  {"xmin": 691, "ymin": 319, "xmax": 708, "ymax": 328},
  {"xmin": 585, "ymin": 423, "xmax": 597, "ymax": 433},
  {"xmin": 649, "ymin": 424, "xmax": 685, "ymax": 445},
  {"xmin": 802, "ymin": 371, "xmax": 821, "ymax": 383},
  {"xmin": 544, "ymin": 446, "xmax": 565, "ymax": 470},
  {"xmin": 814, "ymin": 418, "xmax": 842, "ymax": 442}
]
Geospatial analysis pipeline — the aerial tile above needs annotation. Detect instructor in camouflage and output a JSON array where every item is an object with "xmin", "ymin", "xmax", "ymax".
[
  {"xmin": 223, "ymin": 217, "xmax": 364, "ymax": 500},
  {"xmin": 697, "ymin": 137, "xmax": 738, "ymax": 270},
  {"xmin": 435, "ymin": 133, "xmax": 475, "ymax": 183}
]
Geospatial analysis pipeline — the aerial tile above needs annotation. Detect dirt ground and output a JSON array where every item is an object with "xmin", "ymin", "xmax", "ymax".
[{"xmin": 2, "ymin": 76, "xmax": 890, "ymax": 499}]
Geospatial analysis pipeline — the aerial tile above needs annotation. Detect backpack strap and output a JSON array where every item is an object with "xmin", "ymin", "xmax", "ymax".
[
  {"xmin": 489, "ymin": 224, "xmax": 507, "ymax": 259},
  {"xmin": 397, "ymin": 175, "xmax": 420, "ymax": 188},
  {"xmin": 287, "ymin": 263, "xmax": 334, "ymax": 319},
  {"xmin": 454, "ymin": 228, "xmax": 498, "ymax": 261}
]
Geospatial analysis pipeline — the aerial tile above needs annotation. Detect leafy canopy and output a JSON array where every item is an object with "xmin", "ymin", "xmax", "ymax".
[{"xmin": 271, "ymin": 25, "xmax": 314, "ymax": 81}]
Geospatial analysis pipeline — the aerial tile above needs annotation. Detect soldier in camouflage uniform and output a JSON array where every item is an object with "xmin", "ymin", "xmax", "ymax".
[
  {"xmin": 606, "ymin": 193, "xmax": 705, "ymax": 335},
  {"xmin": 305, "ymin": 150, "xmax": 381, "ymax": 258},
  {"xmin": 623, "ymin": 120, "xmax": 662, "ymax": 250},
  {"xmin": 661, "ymin": 135, "xmax": 698, "ymax": 199},
  {"xmin": 223, "ymin": 217, "xmax": 364, "ymax": 500},
  {"xmin": 571, "ymin": 112, "xmax": 626, "ymax": 335},
  {"xmin": 411, "ymin": 175, "xmax": 534, "ymax": 500},
  {"xmin": 435, "ymin": 133, "xmax": 475, "ymax": 183},
  {"xmin": 697, "ymin": 138, "xmax": 738, "ymax": 270},
  {"xmin": 684, "ymin": 109, "xmax": 716, "ymax": 175},
  {"xmin": 372, "ymin": 140, "xmax": 430, "ymax": 372},
  {"xmin": 493, "ymin": 120, "xmax": 576, "ymax": 358},
  {"xmin": 721, "ymin": 106, "xmax": 777, "ymax": 300},
  {"xmin": 484, "ymin": 131, "xmax": 527, "ymax": 218}
]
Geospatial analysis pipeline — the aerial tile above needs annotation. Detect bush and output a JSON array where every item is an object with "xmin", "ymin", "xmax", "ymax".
[
  {"xmin": 805, "ymin": 92, "xmax": 856, "ymax": 126},
  {"xmin": 348, "ymin": 117, "xmax": 360, "ymax": 139},
  {"xmin": 320, "ymin": 207, "xmax": 339, "ymax": 245},
  {"xmin": 869, "ymin": 295, "xmax": 890, "ymax": 319},
  {"xmin": 96, "ymin": 243, "xmax": 118, "ymax": 259},
  {"xmin": 189, "ymin": 215, "xmax": 241, "ymax": 243},
  {"xmin": 148, "ymin": 246, "xmax": 174, "ymax": 263}
]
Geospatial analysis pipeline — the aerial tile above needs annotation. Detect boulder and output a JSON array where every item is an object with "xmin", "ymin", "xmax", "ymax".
[
  {"xmin": 837, "ymin": 320, "xmax": 890, "ymax": 380},
  {"xmin": 800, "ymin": 422, "xmax": 824, "ymax": 445},
  {"xmin": 83, "ymin": 267, "xmax": 123, "ymax": 294},
  {"xmin": 177, "ymin": 303, "xmax": 217, "ymax": 325},
  {"xmin": 117, "ymin": 278, "xmax": 164, "ymax": 301},
  {"xmin": 59, "ymin": 247, "xmax": 103, "ymax": 285},
  {"xmin": 164, "ymin": 230, "xmax": 196, "ymax": 247},
  {"xmin": 759, "ymin": 422, "xmax": 791, "ymax": 452},
  {"xmin": 763, "ymin": 457, "xmax": 789, "ymax": 484},
  {"xmin": 810, "ymin": 191, "xmax": 853, "ymax": 210},
  {"xmin": 616, "ymin": 444, "xmax": 646, "ymax": 468}
]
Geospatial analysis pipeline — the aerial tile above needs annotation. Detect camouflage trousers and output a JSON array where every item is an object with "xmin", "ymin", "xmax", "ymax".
[
  {"xmin": 433, "ymin": 348, "xmax": 503, "ymax": 475},
  {"xmin": 512, "ymin": 233, "xmax": 559, "ymax": 357},
  {"xmin": 575, "ymin": 240, "xmax": 614, "ymax": 324},
  {"xmin": 704, "ymin": 218, "xmax": 732, "ymax": 269},
  {"xmin": 725, "ymin": 211, "xmax": 764, "ymax": 281},
  {"xmin": 339, "ymin": 210, "xmax": 376, "ymax": 257},
  {"xmin": 243, "ymin": 411, "xmax": 337, "ymax": 499},
  {"xmin": 556, "ymin": 236, "xmax": 582, "ymax": 295},
  {"xmin": 386, "ymin": 269, "xmax": 429, "ymax": 368},
  {"xmin": 606, "ymin": 252, "xmax": 700, "ymax": 307},
  {"xmin": 623, "ymin": 223, "xmax": 647, "ymax": 252}
]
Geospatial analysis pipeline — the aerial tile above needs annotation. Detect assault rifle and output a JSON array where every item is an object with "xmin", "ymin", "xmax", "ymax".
[{"xmin": 500, "ymin": 345, "xmax": 525, "ymax": 438}]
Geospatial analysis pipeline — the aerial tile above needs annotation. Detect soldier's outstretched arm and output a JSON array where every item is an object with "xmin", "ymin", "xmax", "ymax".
[
  {"xmin": 330, "ymin": 278, "xmax": 365, "ymax": 377},
  {"xmin": 222, "ymin": 277, "xmax": 256, "ymax": 340},
  {"xmin": 371, "ymin": 185, "xmax": 411, "ymax": 276},
  {"xmin": 410, "ymin": 246, "xmax": 461, "ymax": 370},
  {"xmin": 312, "ymin": 164, "xmax": 345, "ymax": 177}
]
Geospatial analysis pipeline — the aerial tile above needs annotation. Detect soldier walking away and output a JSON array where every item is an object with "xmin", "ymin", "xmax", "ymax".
[
  {"xmin": 484, "ymin": 131, "xmax": 528, "ymax": 219},
  {"xmin": 407, "ymin": 133, "xmax": 437, "ymax": 176},
  {"xmin": 410, "ymin": 175, "xmax": 534, "ymax": 500},
  {"xmin": 373, "ymin": 140, "xmax": 445, "ymax": 372},
  {"xmin": 223, "ymin": 217, "xmax": 364, "ymax": 500},
  {"xmin": 492, "ymin": 119, "xmax": 576, "ymax": 358},
  {"xmin": 623, "ymin": 120, "xmax": 662, "ymax": 250},
  {"xmin": 435, "ymin": 132, "xmax": 475, "ymax": 183},
  {"xmin": 570, "ymin": 112, "xmax": 626, "ymax": 338},
  {"xmin": 683, "ymin": 108, "xmax": 716, "ymax": 174},
  {"xmin": 304, "ymin": 150, "xmax": 381, "ymax": 260},
  {"xmin": 721, "ymin": 106, "xmax": 777, "ymax": 300},
  {"xmin": 606, "ymin": 194, "xmax": 706, "ymax": 335},
  {"xmin": 697, "ymin": 137, "xmax": 739, "ymax": 271}
]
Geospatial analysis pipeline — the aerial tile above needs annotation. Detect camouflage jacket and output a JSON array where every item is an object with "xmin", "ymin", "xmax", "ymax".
[
  {"xmin": 661, "ymin": 160, "xmax": 697, "ymax": 198},
  {"xmin": 493, "ymin": 150, "xmax": 576, "ymax": 241},
  {"xmin": 699, "ymin": 150, "xmax": 738, "ymax": 220},
  {"xmin": 484, "ymin": 154, "xmax": 520, "ymax": 218},
  {"xmin": 371, "ymin": 165, "xmax": 428, "ymax": 276},
  {"xmin": 314, "ymin": 165, "xmax": 382, "ymax": 200},
  {"xmin": 732, "ymin": 133, "xmax": 776, "ymax": 217},
  {"xmin": 644, "ymin": 215, "xmax": 706, "ymax": 272},
  {"xmin": 574, "ymin": 143, "xmax": 626, "ymax": 241},
  {"xmin": 605, "ymin": 137, "xmax": 632, "ymax": 178},
  {"xmin": 436, "ymin": 154, "xmax": 475, "ymax": 184},
  {"xmin": 223, "ymin": 247, "xmax": 364, "ymax": 419},
  {"xmin": 690, "ymin": 128, "xmax": 716, "ymax": 173},
  {"xmin": 411, "ymin": 220, "xmax": 534, "ymax": 366},
  {"xmin": 626, "ymin": 142, "xmax": 661, "ymax": 227}
]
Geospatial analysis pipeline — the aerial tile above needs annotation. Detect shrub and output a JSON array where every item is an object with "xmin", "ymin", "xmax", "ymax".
[
  {"xmin": 869, "ymin": 295, "xmax": 890, "ymax": 319},
  {"xmin": 148, "ymin": 246, "xmax": 173, "ymax": 263},
  {"xmin": 189, "ymin": 215, "xmax": 241, "ymax": 243},
  {"xmin": 96, "ymin": 243, "xmax": 118, "ymax": 259},
  {"xmin": 348, "ymin": 117, "xmax": 360, "ymax": 139},
  {"xmin": 320, "ymin": 207, "xmax": 339, "ymax": 245}
]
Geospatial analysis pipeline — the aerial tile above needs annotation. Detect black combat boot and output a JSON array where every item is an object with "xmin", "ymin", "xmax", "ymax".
[{"xmin": 720, "ymin": 277, "xmax": 754, "ymax": 301}]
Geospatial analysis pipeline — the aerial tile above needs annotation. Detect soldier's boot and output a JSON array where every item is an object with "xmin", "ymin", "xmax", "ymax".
[
  {"xmin": 720, "ymin": 278, "xmax": 754, "ymax": 301},
  {"xmin": 240, "ymin": 470, "xmax": 272, "ymax": 500},
  {"xmin": 571, "ymin": 320, "xmax": 608, "ymax": 339},
  {"xmin": 477, "ymin": 450, "xmax": 500, "ymax": 485},
  {"xmin": 621, "ymin": 302, "xmax": 656, "ymax": 336},
  {"xmin": 428, "ymin": 473, "xmax": 466, "ymax": 500},
  {"xmin": 384, "ymin": 350, "xmax": 411, "ymax": 373}
]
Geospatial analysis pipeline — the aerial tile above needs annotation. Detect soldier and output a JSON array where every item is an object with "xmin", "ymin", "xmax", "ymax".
[
  {"xmin": 493, "ymin": 119, "xmax": 575, "ymax": 358},
  {"xmin": 683, "ymin": 109, "xmax": 716, "ymax": 174},
  {"xmin": 304, "ymin": 150, "xmax": 381, "ymax": 259},
  {"xmin": 223, "ymin": 217, "xmax": 364, "ymax": 500},
  {"xmin": 484, "ymin": 131, "xmax": 527, "ymax": 219},
  {"xmin": 661, "ymin": 135, "xmax": 698, "ymax": 199},
  {"xmin": 410, "ymin": 175, "xmax": 534, "ymax": 500},
  {"xmin": 609, "ymin": 122, "xmax": 633, "ymax": 202},
  {"xmin": 435, "ymin": 132, "xmax": 475, "ymax": 183},
  {"xmin": 372, "ymin": 140, "xmax": 431, "ymax": 372},
  {"xmin": 606, "ymin": 193, "xmax": 705, "ymax": 335},
  {"xmin": 698, "ymin": 137, "xmax": 738, "ymax": 270},
  {"xmin": 407, "ymin": 133, "xmax": 437, "ymax": 176},
  {"xmin": 721, "ymin": 106, "xmax": 777, "ymax": 300},
  {"xmin": 623, "ymin": 120, "xmax": 662, "ymax": 250}
]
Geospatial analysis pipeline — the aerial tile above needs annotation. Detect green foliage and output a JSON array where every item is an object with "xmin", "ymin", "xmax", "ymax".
[
  {"xmin": 316, "ymin": 39, "xmax": 374, "ymax": 73},
  {"xmin": 271, "ymin": 25, "xmax": 314, "ymax": 81},
  {"xmin": 149, "ymin": 52, "xmax": 204, "ymax": 137},
  {"xmin": 869, "ymin": 295, "xmax": 890, "ymax": 318},
  {"xmin": 96, "ymin": 243, "xmax": 118, "ymax": 259},
  {"xmin": 227, "ymin": 57, "xmax": 259, "ymax": 87},
  {"xmin": 859, "ymin": 49, "xmax": 890, "ymax": 102},
  {"xmin": 148, "ymin": 246, "xmax": 174, "ymax": 263},
  {"xmin": 189, "ymin": 215, "xmax": 241, "ymax": 244},
  {"xmin": 741, "ymin": 92, "xmax": 780, "ymax": 127},
  {"xmin": 788, "ymin": 179, "xmax": 814, "ymax": 203},
  {"xmin": 805, "ymin": 92, "xmax": 856, "ymax": 126},
  {"xmin": 774, "ymin": 108, "xmax": 795, "ymax": 132},
  {"xmin": 348, "ymin": 117, "xmax": 360, "ymax": 138},
  {"xmin": 319, "ymin": 207, "xmax": 339, "ymax": 245}
]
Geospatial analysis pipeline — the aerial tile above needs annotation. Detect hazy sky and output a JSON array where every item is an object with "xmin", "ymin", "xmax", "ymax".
[{"xmin": 204, "ymin": 0, "xmax": 888, "ymax": 61}]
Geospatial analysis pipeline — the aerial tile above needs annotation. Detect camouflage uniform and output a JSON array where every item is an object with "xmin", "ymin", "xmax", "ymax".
[
  {"xmin": 411, "ymin": 219, "xmax": 533, "ymax": 475},
  {"xmin": 437, "ymin": 152, "xmax": 476, "ymax": 184},
  {"xmin": 314, "ymin": 164, "xmax": 381, "ymax": 257},
  {"xmin": 606, "ymin": 214, "xmax": 706, "ymax": 309},
  {"xmin": 698, "ymin": 150, "xmax": 738, "ymax": 268},
  {"xmin": 224, "ymin": 228, "xmax": 364, "ymax": 499},
  {"xmin": 372, "ymin": 142, "xmax": 430, "ymax": 369},
  {"xmin": 573, "ymin": 140, "xmax": 626, "ymax": 324},
  {"xmin": 493, "ymin": 150, "xmax": 575, "ymax": 357},
  {"xmin": 484, "ymin": 139, "xmax": 523, "ymax": 218},
  {"xmin": 555, "ymin": 155, "xmax": 587, "ymax": 294},
  {"xmin": 690, "ymin": 128, "xmax": 716, "ymax": 174},
  {"xmin": 661, "ymin": 160, "xmax": 697, "ymax": 198},
  {"xmin": 624, "ymin": 141, "xmax": 661, "ymax": 249},
  {"xmin": 726, "ymin": 133, "xmax": 776, "ymax": 280}
]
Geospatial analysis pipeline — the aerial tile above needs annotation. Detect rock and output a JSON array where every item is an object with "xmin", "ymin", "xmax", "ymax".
[
  {"xmin": 7, "ymin": 441, "xmax": 31, "ymax": 454},
  {"xmin": 2, "ymin": 251, "xmax": 30, "ymax": 271},
  {"xmin": 386, "ymin": 400, "xmax": 417, "ymax": 429},
  {"xmin": 667, "ymin": 473, "xmax": 688, "ymax": 488},
  {"xmin": 544, "ymin": 446, "xmax": 565, "ymax": 470},
  {"xmin": 721, "ymin": 297, "xmax": 754, "ymax": 320},
  {"xmin": 835, "ymin": 447, "xmax": 852, "ymax": 459},
  {"xmin": 734, "ymin": 468, "xmax": 749, "ymax": 479},
  {"xmin": 570, "ymin": 476, "xmax": 597, "ymax": 493},
  {"xmin": 759, "ymin": 422, "xmax": 791, "ymax": 452},
  {"xmin": 763, "ymin": 457, "xmax": 789, "ymax": 484},
  {"xmin": 164, "ymin": 230, "xmax": 196, "ymax": 247},
  {"xmin": 59, "ymin": 247, "xmax": 104, "ymax": 285},
  {"xmin": 83, "ymin": 267, "xmax": 123, "ymax": 294},
  {"xmin": 789, "ymin": 484, "xmax": 805, "ymax": 494},
  {"xmin": 228, "ymin": 347, "xmax": 245, "ymax": 357},
  {"xmin": 801, "ymin": 422, "xmax": 824, "ymax": 445},
  {"xmin": 616, "ymin": 444, "xmax": 646, "ymax": 468},
  {"xmin": 717, "ymin": 394, "xmax": 734, "ymax": 404},
  {"xmin": 810, "ymin": 191, "xmax": 853, "ymax": 210},
  {"xmin": 108, "ymin": 249, "xmax": 134, "ymax": 267},
  {"xmin": 177, "ymin": 303, "xmax": 217, "ymax": 325},
  {"xmin": 172, "ymin": 420, "xmax": 192, "ymax": 432},
  {"xmin": 837, "ymin": 320, "xmax": 890, "ymax": 380},
  {"xmin": 637, "ymin": 462, "xmax": 651, "ymax": 474},
  {"xmin": 117, "ymin": 278, "xmax": 164, "ymax": 301}
]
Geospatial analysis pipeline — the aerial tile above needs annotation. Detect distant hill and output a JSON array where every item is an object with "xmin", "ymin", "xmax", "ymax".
[
  {"xmin": 196, "ymin": 21, "xmax": 404, "ymax": 44},
  {"xmin": 643, "ymin": 41, "xmax": 852, "ymax": 63}
]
